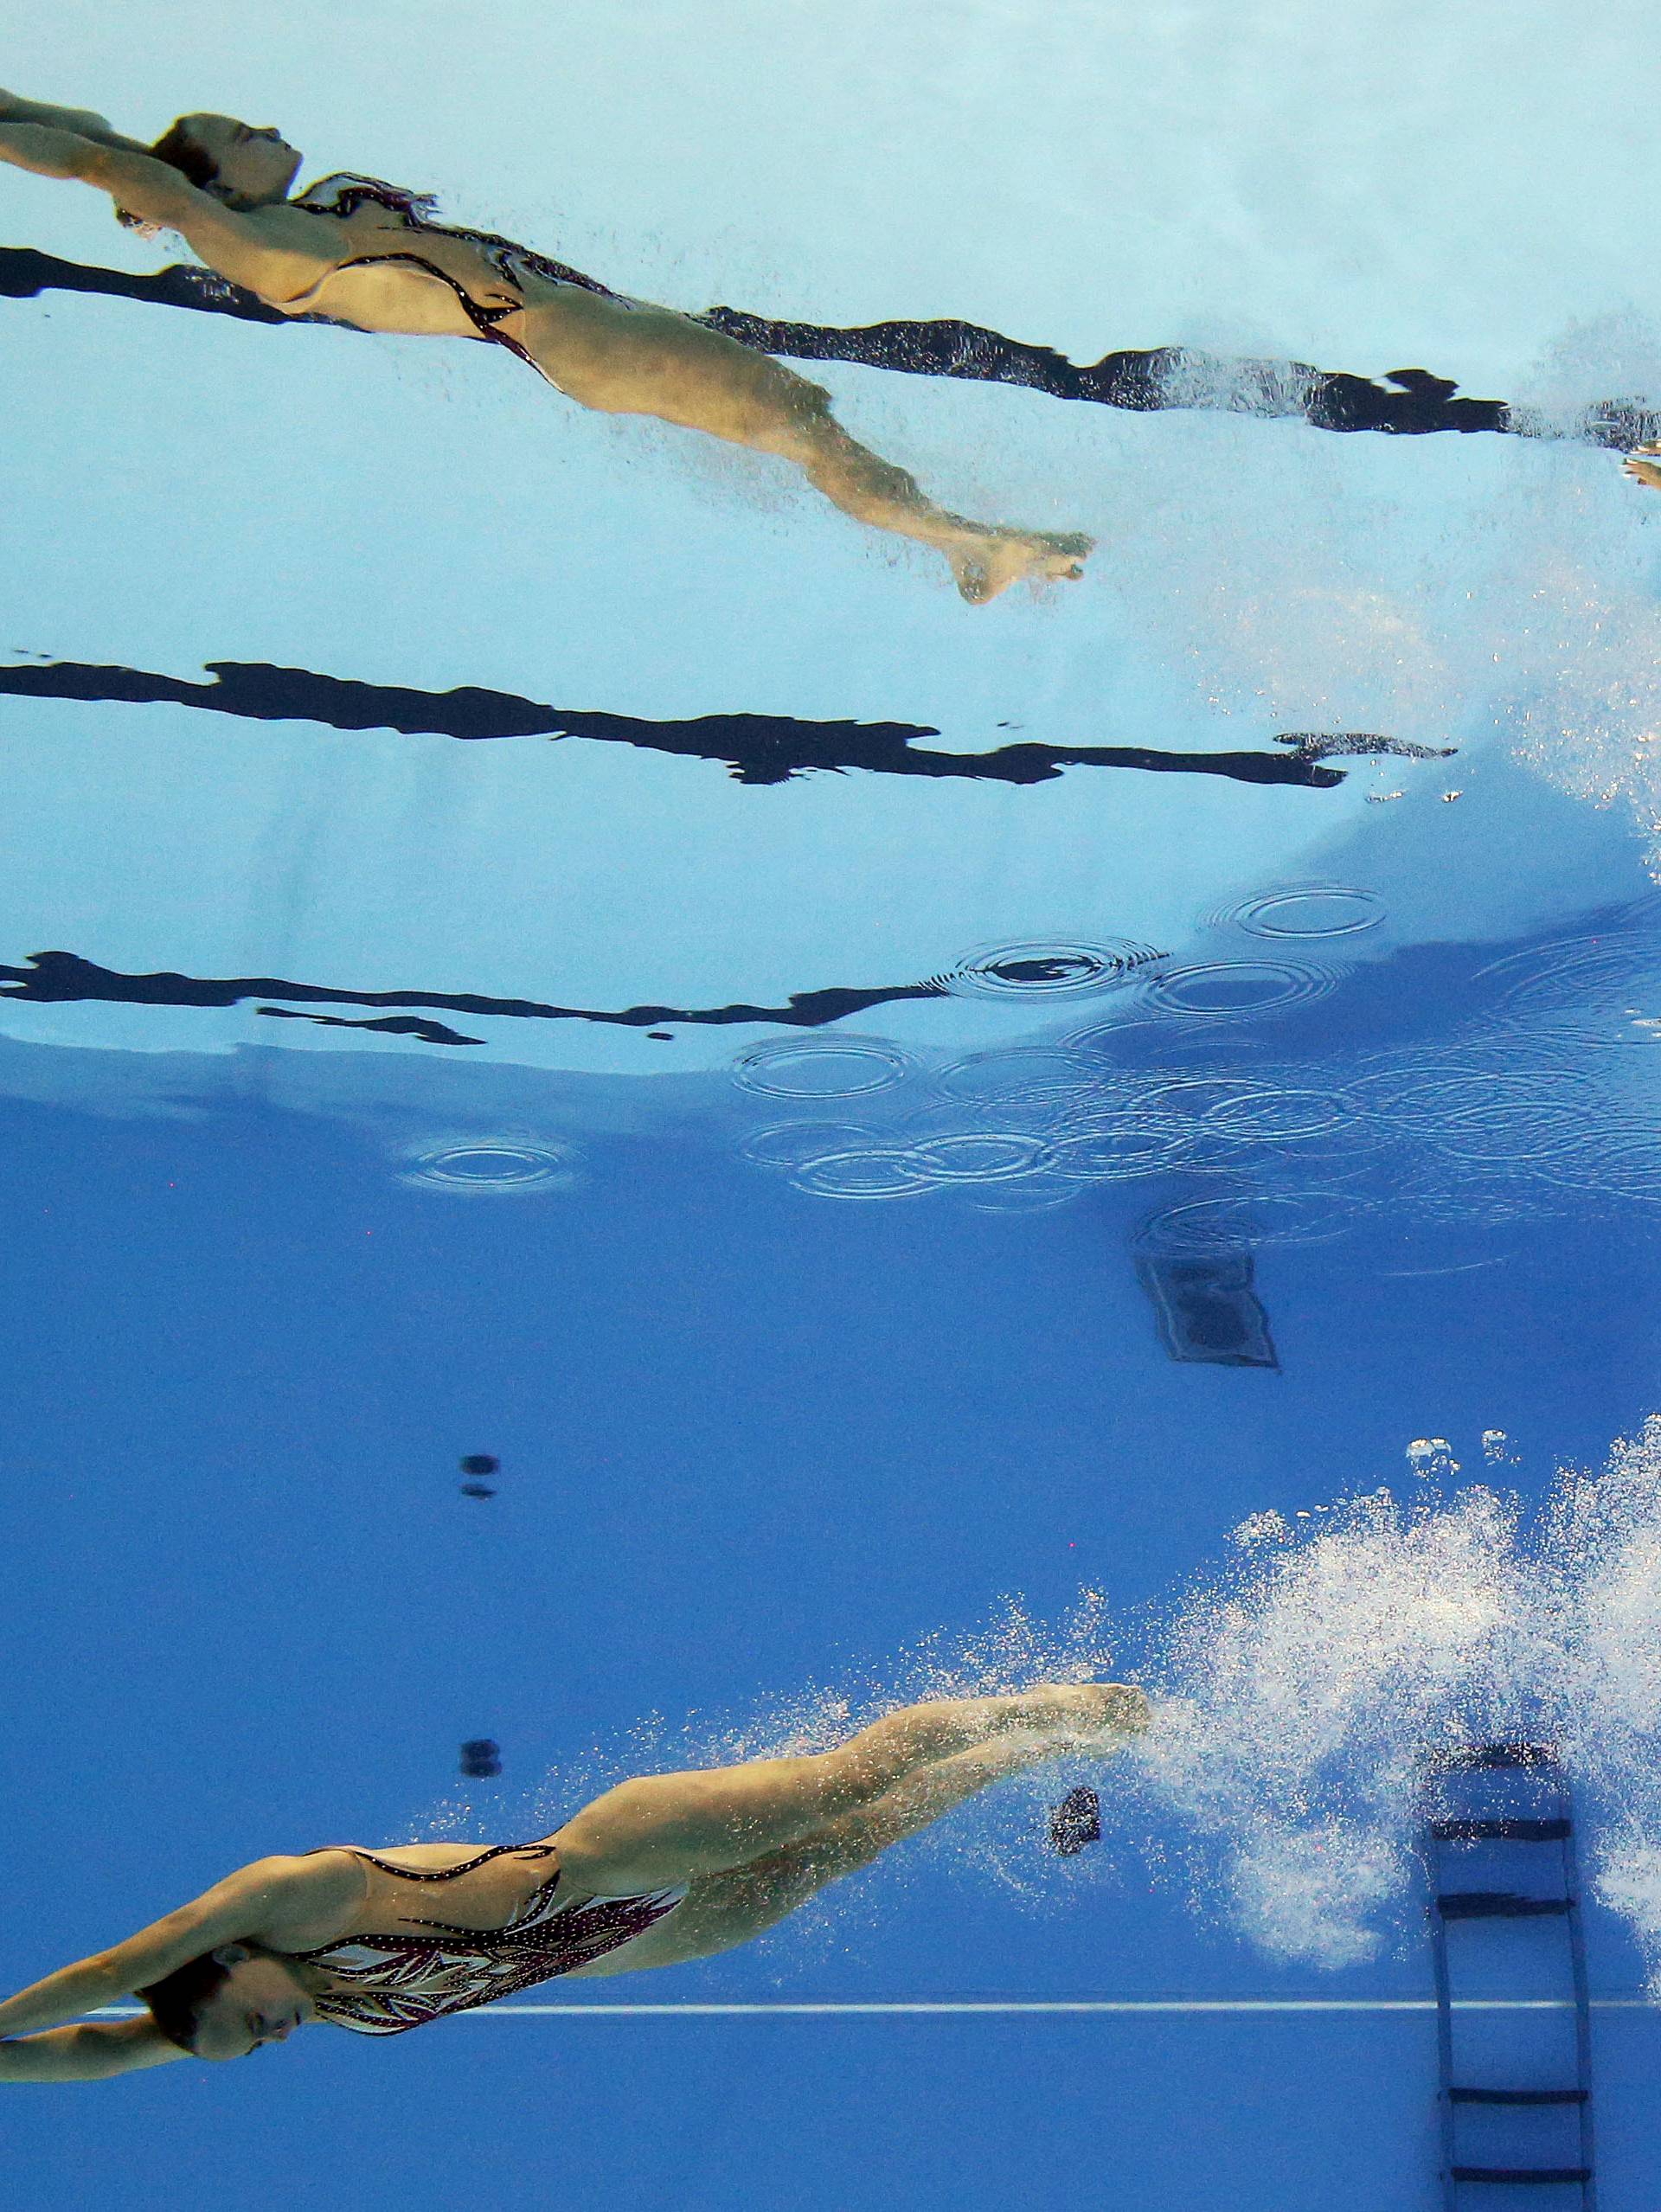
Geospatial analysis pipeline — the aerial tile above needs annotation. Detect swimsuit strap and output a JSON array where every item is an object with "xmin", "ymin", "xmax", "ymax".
[
  {"xmin": 285, "ymin": 1842, "xmax": 562, "ymax": 1953},
  {"xmin": 343, "ymin": 1841, "xmax": 555, "ymax": 1882}
]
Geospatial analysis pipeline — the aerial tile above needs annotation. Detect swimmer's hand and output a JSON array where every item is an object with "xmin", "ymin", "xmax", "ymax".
[{"xmin": 1622, "ymin": 440, "xmax": 1661, "ymax": 491}]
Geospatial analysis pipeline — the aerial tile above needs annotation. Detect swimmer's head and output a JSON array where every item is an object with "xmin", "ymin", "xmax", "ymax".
[
  {"xmin": 139, "ymin": 1943, "xmax": 316, "ymax": 2060},
  {"xmin": 150, "ymin": 113, "xmax": 304, "ymax": 207}
]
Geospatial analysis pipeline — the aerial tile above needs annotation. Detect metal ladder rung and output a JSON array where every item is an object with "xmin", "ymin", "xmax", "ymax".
[
  {"xmin": 1448, "ymin": 2087, "xmax": 1587, "ymax": 2106},
  {"xmin": 1437, "ymin": 1891, "xmax": 1572, "ymax": 1920},
  {"xmin": 1433, "ymin": 1744, "xmax": 1559, "ymax": 1773},
  {"xmin": 1430, "ymin": 1818, "xmax": 1572, "ymax": 1843},
  {"xmin": 1449, "ymin": 2168, "xmax": 1591, "ymax": 2185}
]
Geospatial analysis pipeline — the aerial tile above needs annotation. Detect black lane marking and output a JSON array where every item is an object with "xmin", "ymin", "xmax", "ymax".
[
  {"xmin": 0, "ymin": 243, "xmax": 293, "ymax": 324},
  {"xmin": 4, "ymin": 241, "xmax": 1654, "ymax": 446},
  {"xmin": 254, "ymin": 1005, "xmax": 485, "ymax": 1045},
  {"xmin": 0, "ymin": 656, "xmax": 1393, "ymax": 790},
  {"xmin": 0, "ymin": 948, "xmax": 946, "ymax": 1042}
]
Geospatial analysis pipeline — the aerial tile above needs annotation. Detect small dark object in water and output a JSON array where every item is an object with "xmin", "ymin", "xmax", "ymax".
[
  {"xmin": 459, "ymin": 1738, "xmax": 502, "ymax": 1779},
  {"xmin": 459, "ymin": 1481, "xmax": 497, "ymax": 1499},
  {"xmin": 460, "ymin": 1453, "xmax": 499, "ymax": 1475},
  {"xmin": 647, "ymin": 1029, "xmax": 674, "ymax": 1040},
  {"xmin": 1049, "ymin": 1786, "xmax": 1101, "ymax": 1856},
  {"xmin": 1136, "ymin": 1247, "xmax": 1279, "ymax": 1369}
]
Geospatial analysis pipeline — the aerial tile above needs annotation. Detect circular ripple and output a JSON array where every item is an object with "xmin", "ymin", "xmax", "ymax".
[
  {"xmin": 1222, "ymin": 884, "xmax": 1386, "ymax": 939},
  {"xmin": 970, "ymin": 1174, "xmax": 1088, "ymax": 1215},
  {"xmin": 1138, "ymin": 959, "xmax": 1337, "ymax": 1021},
  {"xmin": 1137, "ymin": 1189, "xmax": 1366, "ymax": 1252},
  {"xmin": 936, "ymin": 1047, "xmax": 1097, "ymax": 1105},
  {"xmin": 940, "ymin": 937, "xmax": 1165, "ymax": 1001},
  {"xmin": 790, "ymin": 1148, "xmax": 936, "ymax": 1200},
  {"xmin": 403, "ymin": 1141, "xmax": 577, "ymax": 1192},
  {"xmin": 1048, "ymin": 1121, "xmax": 1191, "ymax": 1181},
  {"xmin": 734, "ymin": 1036, "xmax": 915, "ymax": 1100},
  {"xmin": 1396, "ymin": 1173, "xmax": 1567, "ymax": 1228},
  {"xmin": 909, "ymin": 1132, "xmax": 1052, "ymax": 1183},
  {"xmin": 1198, "ymin": 1087, "xmax": 1357, "ymax": 1142},
  {"xmin": 742, "ymin": 1122, "xmax": 884, "ymax": 1170},
  {"xmin": 1477, "ymin": 927, "xmax": 1661, "ymax": 1051},
  {"xmin": 1542, "ymin": 1125, "xmax": 1661, "ymax": 1203},
  {"xmin": 1433, "ymin": 1102, "xmax": 1593, "ymax": 1165}
]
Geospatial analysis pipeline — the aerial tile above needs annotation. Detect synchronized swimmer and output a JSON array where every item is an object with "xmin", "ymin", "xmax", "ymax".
[
  {"xmin": 0, "ymin": 1683, "xmax": 1148, "ymax": 2079},
  {"xmin": 0, "ymin": 89, "xmax": 1094, "ymax": 604}
]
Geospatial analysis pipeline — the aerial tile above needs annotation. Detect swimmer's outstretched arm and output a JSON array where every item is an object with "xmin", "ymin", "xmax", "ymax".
[
  {"xmin": 0, "ymin": 87, "xmax": 146, "ymax": 151},
  {"xmin": 0, "ymin": 2017, "xmax": 184, "ymax": 2081},
  {"xmin": 0, "ymin": 1850, "xmax": 353, "ymax": 2070},
  {"xmin": 0, "ymin": 119, "xmax": 319, "ymax": 298}
]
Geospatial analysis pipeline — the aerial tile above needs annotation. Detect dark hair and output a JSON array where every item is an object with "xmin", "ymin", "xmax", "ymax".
[
  {"xmin": 113, "ymin": 118, "xmax": 221, "ymax": 232},
  {"xmin": 148, "ymin": 119, "xmax": 221, "ymax": 192},
  {"xmin": 138, "ymin": 1952, "xmax": 233, "ymax": 2052}
]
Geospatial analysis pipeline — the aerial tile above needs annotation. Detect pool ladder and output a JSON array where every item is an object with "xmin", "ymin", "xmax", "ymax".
[{"xmin": 1427, "ymin": 1745, "xmax": 1595, "ymax": 2209}]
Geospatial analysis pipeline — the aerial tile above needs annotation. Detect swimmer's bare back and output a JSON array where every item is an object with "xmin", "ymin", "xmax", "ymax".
[{"xmin": 0, "ymin": 93, "xmax": 1093, "ymax": 601}]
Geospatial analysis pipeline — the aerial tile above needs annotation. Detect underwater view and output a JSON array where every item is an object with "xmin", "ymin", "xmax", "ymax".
[{"xmin": 5, "ymin": 5, "xmax": 1661, "ymax": 2207}]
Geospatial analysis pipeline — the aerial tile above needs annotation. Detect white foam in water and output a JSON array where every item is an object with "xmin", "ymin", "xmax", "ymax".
[
  {"xmin": 1139, "ymin": 1410, "xmax": 1661, "ymax": 1978},
  {"xmin": 1139, "ymin": 1483, "xmax": 1528, "ymax": 1966},
  {"xmin": 1541, "ymin": 1414, "xmax": 1661, "ymax": 1978}
]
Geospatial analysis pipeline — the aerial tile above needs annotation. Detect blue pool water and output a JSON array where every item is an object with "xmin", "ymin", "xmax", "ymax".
[{"xmin": 5, "ymin": 5, "xmax": 1661, "ymax": 2206}]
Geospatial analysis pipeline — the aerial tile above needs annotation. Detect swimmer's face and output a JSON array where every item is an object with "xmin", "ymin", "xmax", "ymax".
[
  {"xmin": 179, "ymin": 113, "xmax": 304, "ymax": 205},
  {"xmin": 189, "ymin": 1947, "xmax": 316, "ymax": 2061}
]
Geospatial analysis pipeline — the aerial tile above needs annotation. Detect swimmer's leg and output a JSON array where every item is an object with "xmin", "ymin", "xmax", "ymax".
[
  {"xmin": 506, "ymin": 288, "xmax": 1093, "ymax": 602},
  {"xmin": 582, "ymin": 1728, "xmax": 1102, "ymax": 1972},
  {"xmin": 551, "ymin": 1683, "xmax": 1146, "ymax": 1899},
  {"xmin": 1623, "ymin": 439, "xmax": 1661, "ymax": 490},
  {"xmin": 775, "ymin": 407, "xmax": 1096, "ymax": 606}
]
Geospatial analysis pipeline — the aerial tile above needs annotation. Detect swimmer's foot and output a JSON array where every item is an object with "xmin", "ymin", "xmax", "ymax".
[
  {"xmin": 1034, "ymin": 1681, "xmax": 1151, "ymax": 1741},
  {"xmin": 1622, "ymin": 440, "xmax": 1661, "ymax": 490},
  {"xmin": 944, "ymin": 525, "xmax": 1095, "ymax": 606}
]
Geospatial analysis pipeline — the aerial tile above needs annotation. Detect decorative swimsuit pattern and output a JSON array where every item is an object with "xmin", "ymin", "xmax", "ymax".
[
  {"xmin": 280, "ymin": 173, "xmax": 638, "ymax": 369},
  {"xmin": 279, "ymin": 1843, "xmax": 685, "ymax": 2036}
]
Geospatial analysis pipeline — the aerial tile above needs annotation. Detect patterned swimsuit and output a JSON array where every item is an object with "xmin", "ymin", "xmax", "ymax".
[
  {"xmin": 277, "ymin": 173, "xmax": 638, "ymax": 369},
  {"xmin": 276, "ymin": 1843, "xmax": 685, "ymax": 2036}
]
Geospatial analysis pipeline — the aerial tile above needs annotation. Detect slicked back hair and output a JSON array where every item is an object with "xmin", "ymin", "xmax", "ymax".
[
  {"xmin": 138, "ymin": 1952, "xmax": 234, "ymax": 2052},
  {"xmin": 148, "ymin": 119, "xmax": 221, "ymax": 191}
]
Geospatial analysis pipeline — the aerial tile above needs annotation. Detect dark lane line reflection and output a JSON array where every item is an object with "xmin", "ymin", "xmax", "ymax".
[
  {"xmin": 0, "ymin": 948, "xmax": 947, "ymax": 1042},
  {"xmin": 255, "ymin": 1007, "xmax": 486, "ymax": 1046},
  {"xmin": 0, "ymin": 657, "xmax": 1401, "ymax": 789},
  {"xmin": 3, "ymin": 241, "xmax": 1652, "ymax": 447}
]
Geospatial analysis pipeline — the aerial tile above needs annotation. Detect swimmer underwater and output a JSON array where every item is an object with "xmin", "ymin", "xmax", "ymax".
[
  {"xmin": 0, "ymin": 1683, "xmax": 1147, "ymax": 2078},
  {"xmin": 0, "ymin": 87, "xmax": 1093, "ymax": 603}
]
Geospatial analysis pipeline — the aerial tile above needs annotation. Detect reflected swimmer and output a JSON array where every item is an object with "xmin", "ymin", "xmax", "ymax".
[
  {"xmin": 0, "ymin": 88, "xmax": 1093, "ymax": 603},
  {"xmin": 0, "ymin": 1682, "xmax": 1146, "ymax": 2078}
]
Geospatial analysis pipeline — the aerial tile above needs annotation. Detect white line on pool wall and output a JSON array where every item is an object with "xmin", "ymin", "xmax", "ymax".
[{"xmin": 93, "ymin": 1997, "xmax": 1661, "ymax": 2017}]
